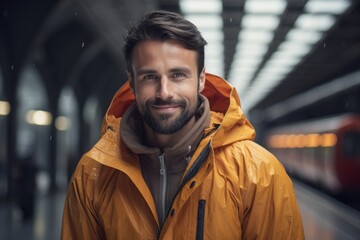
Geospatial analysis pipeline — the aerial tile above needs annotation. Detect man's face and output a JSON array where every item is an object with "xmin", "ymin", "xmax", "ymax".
[{"xmin": 129, "ymin": 40, "xmax": 205, "ymax": 135}]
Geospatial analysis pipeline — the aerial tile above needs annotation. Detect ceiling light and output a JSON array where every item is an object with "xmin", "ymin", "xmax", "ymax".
[
  {"xmin": 267, "ymin": 54, "xmax": 302, "ymax": 67},
  {"xmin": 206, "ymin": 50, "xmax": 223, "ymax": 58},
  {"xmin": 180, "ymin": 0, "xmax": 222, "ymax": 14},
  {"xmin": 201, "ymin": 29, "xmax": 224, "ymax": 42},
  {"xmin": 55, "ymin": 116, "xmax": 72, "ymax": 131},
  {"xmin": 206, "ymin": 42, "xmax": 224, "ymax": 50},
  {"xmin": 185, "ymin": 15, "xmax": 223, "ymax": 29},
  {"xmin": 295, "ymin": 14, "xmax": 336, "ymax": 31},
  {"xmin": 231, "ymin": 67, "xmax": 257, "ymax": 74},
  {"xmin": 239, "ymin": 29, "xmax": 274, "ymax": 43},
  {"xmin": 278, "ymin": 41, "xmax": 312, "ymax": 57},
  {"xmin": 26, "ymin": 110, "xmax": 52, "ymax": 126},
  {"xmin": 205, "ymin": 59, "xmax": 224, "ymax": 75},
  {"xmin": 228, "ymin": 73, "xmax": 254, "ymax": 95},
  {"xmin": 305, "ymin": 0, "xmax": 351, "ymax": 14},
  {"xmin": 286, "ymin": 28, "xmax": 323, "ymax": 44},
  {"xmin": 261, "ymin": 64, "xmax": 293, "ymax": 75},
  {"xmin": 236, "ymin": 42, "xmax": 269, "ymax": 52},
  {"xmin": 0, "ymin": 101, "xmax": 10, "ymax": 115},
  {"xmin": 206, "ymin": 58, "xmax": 224, "ymax": 65},
  {"xmin": 241, "ymin": 14, "xmax": 280, "ymax": 30},
  {"xmin": 232, "ymin": 56, "xmax": 263, "ymax": 68},
  {"xmin": 245, "ymin": 0, "xmax": 287, "ymax": 14},
  {"xmin": 235, "ymin": 42, "xmax": 268, "ymax": 56}
]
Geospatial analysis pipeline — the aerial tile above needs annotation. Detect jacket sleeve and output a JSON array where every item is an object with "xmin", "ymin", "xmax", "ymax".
[
  {"xmin": 61, "ymin": 158, "xmax": 104, "ymax": 240},
  {"xmin": 241, "ymin": 149, "xmax": 305, "ymax": 240}
]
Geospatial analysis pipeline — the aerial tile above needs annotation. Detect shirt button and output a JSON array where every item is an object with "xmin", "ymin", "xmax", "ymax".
[{"xmin": 190, "ymin": 181, "xmax": 196, "ymax": 188}]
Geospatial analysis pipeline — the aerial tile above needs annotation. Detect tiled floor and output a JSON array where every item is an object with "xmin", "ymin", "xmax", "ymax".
[
  {"xmin": 295, "ymin": 180, "xmax": 360, "ymax": 240},
  {"xmin": 0, "ymin": 191, "xmax": 66, "ymax": 240}
]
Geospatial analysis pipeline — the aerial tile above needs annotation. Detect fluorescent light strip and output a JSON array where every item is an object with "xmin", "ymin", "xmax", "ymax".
[
  {"xmin": 231, "ymin": 56, "xmax": 263, "ymax": 68},
  {"xmin": 305, "ymin": 0, "xmax": 351, "ymax": 14},
  {"xmin": 278, "ymin": 41, "xmax": 312, "ymax": 56},
  {"xmin": 242, "ymin": 75, "xmax": 281, "ymax": 111},
  {"xmin": 205, "ymin": 42, "xmax": 224, "ymax": 76},
  {"xmin": 235, "ymin": 48, "xmax": 267, "ymax": 58},
  {"xmin": 201, "ymin": 29, "xmax": 224, "ymax": 42},
  {"xmin": 229, "ymin": 73, "xmax": 254, "ymax": 96},
  {"xmin": 230, "ymin": 40, "xmax": 269, "ymax": 93},
  {"xmin": 235, "ymin": 42, "xmax": 269, "ymax": 53},
  {"xmin": 260, "ymin": 65, "xmax": 292, "ymax": 75},
  {"xmin": 239, "ymin": 29, "xmax": 274, "ymax": 43},
  {"xmin": 241, "ymin": 14, "xmax": 280, "ymax": 30},
  {"xmin": 295, "ymin": 14, "xmax": 336, "ymax": 31},
  {"xmin": 185, "ymin": 15, "xmax": 223, "ymax": 29},
  {"xmin": 245, "ymin": 0, "xmax": 287, "ymax": 14},
  {"xmin": 286, "ymin": 28, "xmax": 323, "ymax": 44},
  {"xmin": 267, "ymin": 54, "xmax": 302, "ymax": 68},
  {"xmin": 180, "ymin": 0, "xmax": 222, "ymax": 14}
]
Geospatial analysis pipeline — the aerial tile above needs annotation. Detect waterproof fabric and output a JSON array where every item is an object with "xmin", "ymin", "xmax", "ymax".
[{"xmin": 61, "ymin": 73, "xmax": 304, "ymax": 239}]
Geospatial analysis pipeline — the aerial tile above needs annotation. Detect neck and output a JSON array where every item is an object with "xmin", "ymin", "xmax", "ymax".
[{"xmin": 143, "ymin": 117, "xmax": 197, "ymax": 150}]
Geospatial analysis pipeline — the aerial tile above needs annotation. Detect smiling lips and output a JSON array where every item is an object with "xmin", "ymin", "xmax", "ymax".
[{"xmin": 152, "ymin": 104, "xmax": 180, "ymax": 113}]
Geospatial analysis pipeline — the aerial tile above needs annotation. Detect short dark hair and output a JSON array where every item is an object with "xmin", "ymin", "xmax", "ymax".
[{"xmin": 123, "ymin": 10, "xmax": 207, "ymax": 77}]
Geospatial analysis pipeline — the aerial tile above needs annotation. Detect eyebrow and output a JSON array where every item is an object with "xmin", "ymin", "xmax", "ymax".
[
  {"xmin": 170, "ymin": 67, "xmax": 192, "ymax": 74},
  {"xmin": 136, "ymin": 67, "xmax": 192, "ymax": 76},
  {"xmin": 136, "ymin": 69, "xmax": 158, "ymax": 76}
]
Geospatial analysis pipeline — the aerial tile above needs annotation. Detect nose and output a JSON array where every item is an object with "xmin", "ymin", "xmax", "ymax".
[{"xmin": 157, "ymin": 77, "xmax": 173, "ymax": 99}]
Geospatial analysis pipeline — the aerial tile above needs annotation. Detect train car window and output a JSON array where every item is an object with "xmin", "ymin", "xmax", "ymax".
[{"xmin": 342, "ymin": 132, "xmax": 360, "ymax": 158}]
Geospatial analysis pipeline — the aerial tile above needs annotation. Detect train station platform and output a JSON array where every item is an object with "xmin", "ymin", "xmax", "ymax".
[{"xmin": 0, "ymin": 180, "xmax": 360, "ymax": 239}]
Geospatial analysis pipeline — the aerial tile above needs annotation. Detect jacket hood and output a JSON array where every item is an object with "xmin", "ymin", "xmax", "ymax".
[{"xmin": 102, "ymin": 73, "xmax": 255, "ymax": 147}]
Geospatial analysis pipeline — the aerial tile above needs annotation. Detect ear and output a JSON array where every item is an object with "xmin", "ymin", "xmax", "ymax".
[{"xmin": 199, "ymin": 68, "xmax": 206, "ymax": 92}]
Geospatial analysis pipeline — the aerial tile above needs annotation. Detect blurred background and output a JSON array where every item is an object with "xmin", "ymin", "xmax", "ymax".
[{"xmin": 0, "ymin": 0, "xmax": 359, "ymax": 239}]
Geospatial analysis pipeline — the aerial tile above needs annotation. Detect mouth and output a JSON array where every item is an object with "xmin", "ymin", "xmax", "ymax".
[{"xmin": 152, "ymin": 104, "xmax": 180, "ymax": 113}]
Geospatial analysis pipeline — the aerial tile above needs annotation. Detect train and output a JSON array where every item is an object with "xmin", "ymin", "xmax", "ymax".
[{"xmin": 265, "ymin": 114, "xmax": 360, "ymax": 194}]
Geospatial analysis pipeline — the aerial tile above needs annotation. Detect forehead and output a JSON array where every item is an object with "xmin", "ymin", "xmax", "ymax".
[{"xmin": 131, "ymin": 40, "xmax": 197, "ymax": 69}]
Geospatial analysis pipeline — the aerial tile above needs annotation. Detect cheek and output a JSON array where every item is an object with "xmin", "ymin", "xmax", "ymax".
[{"xmin": 134, "ymin": 87, "xmax": 152, "ymax": 108}]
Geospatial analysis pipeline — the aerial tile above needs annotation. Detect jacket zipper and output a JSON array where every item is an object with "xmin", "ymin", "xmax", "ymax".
[
  {"xmin": 196, "ymin": 200, "xmax": 206, "ymax": 240},
  {"xmin": 159, "ymin": 153, "xmax": 167, "ymax": 224},
  {"xmin": 163, "ymin": 141, "xmax": 212, "ymax": 222}
]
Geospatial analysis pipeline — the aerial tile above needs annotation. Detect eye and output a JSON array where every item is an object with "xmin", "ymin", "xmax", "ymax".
[
  {"xmin": 143, "ymin": 74, "xmax": 159, "ymax": 80},
  {"xmin": 172, "ymin": 72, "xmax": 186, "ymax": 79}
]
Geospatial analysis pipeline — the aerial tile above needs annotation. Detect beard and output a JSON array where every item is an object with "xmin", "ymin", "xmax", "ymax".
[{"xmin": 139, "ymin": 97, "xmax": 199, "ymax": 135}]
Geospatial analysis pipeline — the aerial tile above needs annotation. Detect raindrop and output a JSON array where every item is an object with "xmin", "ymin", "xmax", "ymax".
[
  {"xmin": 50, "ymin": 135, "xmax": 52, "ymax": 140},
  {"xmin": 11, "ymin": 65, "xmax": 14, "ymax": 70},
  {"xmin": 74, "ymin": 12, "xmax": 78, "ymax": 16},
  {"xmin": 81, "ymin": 42, "xmax": 85, "ymax": 48},
  {"xmin": 323, "ymin": 43, "xmax": 326, "ymax": 48},
  {"xmin": 229, "ymin": 18, "xmax": 233, "ymax": 23}
]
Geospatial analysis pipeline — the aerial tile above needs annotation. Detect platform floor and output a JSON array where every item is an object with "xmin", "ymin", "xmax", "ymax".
[{"xmin": 1, "ymin": 180, "xmax": 360, "ymax": 239}]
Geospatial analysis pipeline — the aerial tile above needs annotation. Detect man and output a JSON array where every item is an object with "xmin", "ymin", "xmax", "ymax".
[{"xmin": 61, "ymin": 10, "xmax": 304, "ymax": 239}]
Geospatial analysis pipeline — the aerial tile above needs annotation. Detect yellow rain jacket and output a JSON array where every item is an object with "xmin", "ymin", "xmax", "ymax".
[{"xmin": 61, "ymin": 73, "xmax": 304, "ymax": 239}]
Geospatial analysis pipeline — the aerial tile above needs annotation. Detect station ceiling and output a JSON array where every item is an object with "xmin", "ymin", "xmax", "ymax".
[{"xmin": 1, "ymin": 0, "xmax": 359, "ymax": 124}]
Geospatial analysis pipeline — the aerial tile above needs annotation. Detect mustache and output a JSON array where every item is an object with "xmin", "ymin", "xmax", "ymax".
[{"xmin": 149, "ymin": 98, "xmax": 186, "ymax": 106}]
